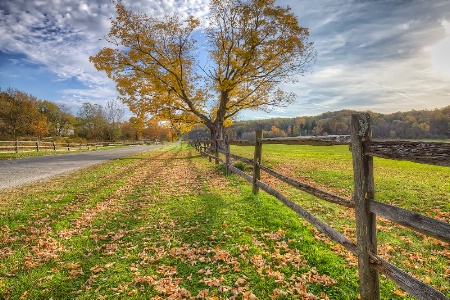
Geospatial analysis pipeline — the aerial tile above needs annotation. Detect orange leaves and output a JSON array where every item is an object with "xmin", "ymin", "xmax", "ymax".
[
  {"xmin": 134, "ymin": 275, "xmax": 157, "ymax": 285},
  {"xmin": 157, "ymin": 265, "xmax": 178, "ymax": 277},
  {"xmin": 200, "ymin": 276, "xmax": 225, "ymax": 287},
  {"xmin": 393, "ymin": 289, "xmax": 408, "ymax": 297},
  {"xmin": 67, "ymin": 268, "xmax": 84, "ymax": 277},
  {"xmin": 103, "ymin": 243, "xmax": 118, "ymax": 256},
  {"xmin": 304, "ymin": 268, "xmax": 337, "ymax": 287},
  {"xmin": 23, "ymin": 237, "xmax": 66, "ymax": 270},
  {"xmin": 90, "ymin": 265, "xmax": 105, "ymax": 274},
  {"xmin": 1, "ymin": 148, "xmax": 346, "ymax": 299}
]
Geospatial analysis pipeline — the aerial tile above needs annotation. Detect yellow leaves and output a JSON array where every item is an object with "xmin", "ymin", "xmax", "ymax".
[
  {"xmin": 90, "ymin": 0, "xmax": 315, "ymax": 134},
  {"xmin": 19, "ymin": 291, "xmax": 28, "ymax": 300},
  {"xmin": 393, "ymin": 289, "xmax": 408, "ymax": 297},
  {"xmin": 223, "ymin": 118, "xmax": 233, "ymax": 127}
]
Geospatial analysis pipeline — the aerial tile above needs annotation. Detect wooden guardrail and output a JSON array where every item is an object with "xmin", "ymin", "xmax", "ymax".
[
  {"xmin": 0, "ymin": 140, "xmax": 147, "ymax": 153},
  {"xmin": 189, "ymin": 113, "xmax": 450, "ymax": 300}
]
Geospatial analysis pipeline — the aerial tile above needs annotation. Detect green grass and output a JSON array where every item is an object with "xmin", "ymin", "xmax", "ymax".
[
  {"xmin": 0, "ymin": 144, "xmax": 448, "ymax": 299},
  {"xmin": 229, "ymin": 143, "xmax": 450, "ymax": 297}
]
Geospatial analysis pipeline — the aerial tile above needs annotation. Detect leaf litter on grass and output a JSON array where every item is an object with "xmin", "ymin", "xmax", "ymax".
[{"xmin": 1, "ymin": 145, "xmax": 423, "ymax": 299}]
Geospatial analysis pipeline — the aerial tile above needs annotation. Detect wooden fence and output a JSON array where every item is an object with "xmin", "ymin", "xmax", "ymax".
[
  {"xmin": 0, "ymin": 140, "xmax": 146, "ymax": 153},
  {"xmin": 189, "ymin": 113, "xmax": 450, "ymax": 300}
]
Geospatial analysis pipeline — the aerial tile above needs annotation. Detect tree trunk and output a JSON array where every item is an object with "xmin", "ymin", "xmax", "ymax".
[{"xmin": 210, "ymin": 121, "xmax": 224, "ymax": 141}]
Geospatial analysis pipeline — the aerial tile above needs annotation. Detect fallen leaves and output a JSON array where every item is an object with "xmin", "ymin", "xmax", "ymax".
[{"xmin": 4, "ymin": 147, "xmax": 430, "ymax": 300}]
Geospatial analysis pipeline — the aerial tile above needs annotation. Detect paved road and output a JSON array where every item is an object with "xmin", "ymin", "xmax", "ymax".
[{"xmin": 0, "ymin": 145, "xmax": 165, "ymax": 191}]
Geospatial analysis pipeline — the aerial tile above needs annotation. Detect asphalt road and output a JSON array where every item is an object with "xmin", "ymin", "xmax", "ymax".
[{"xmin": 0, "ymin": 145, "xmax": 165, "ymax": 191}]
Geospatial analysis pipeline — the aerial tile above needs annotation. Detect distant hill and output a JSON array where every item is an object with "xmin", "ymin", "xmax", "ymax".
[{"xmin": 187, "ymin": 106, "xmax": 450, "ymax": 140}]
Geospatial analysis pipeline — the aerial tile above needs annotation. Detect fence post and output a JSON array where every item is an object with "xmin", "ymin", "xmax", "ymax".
[
  {"xmin": 53, "ymin": 141, "xmax": 56, "ymax": 151},
  {"xmin": 15, "ymin": 139, "xmax": 19, "ymax": 153},
  {"xmin": 225, "ymin": 134, "xmax": 230, "ymax": 175},
  {"xmin": 67, "ymin": 142, "xmax": 70, "ymax": 151},
  {"xmin": 252, "ymin": 129, "xmax": 263, "ymax": 195},
  {"xmin": 351, "ymin": 113, "xmax": 379, "ymax": 300},
  {"xmin": 36, "ymin": 140, "xmax": 39, "ymax": 152},
  {"xmin": 207, "ymin": 139, "xmax": 212, "ymax": 162},
  {"xmin": 214, "ymin": 139, "xmax": 219, "ymax": 164}
]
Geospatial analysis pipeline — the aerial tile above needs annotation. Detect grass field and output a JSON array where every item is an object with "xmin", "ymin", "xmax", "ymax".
[
  {"xmin": 229, "ymin": 143, "xmax": 450, "ymax": 298},
  {"xmin": 0, "ymin": 144, "xmax": 448, "ymax": 299}
]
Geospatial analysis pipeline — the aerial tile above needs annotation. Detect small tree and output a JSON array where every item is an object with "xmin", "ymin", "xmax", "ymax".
[
  {"xmin": 76, "ymin": 103, "xmax": 108, "ymax": 141},
  {"xmin": 90, "ymin": 0, "xmax": 315, "ymax": 139},
  {"xmin": 105, "ymin": 99, "xmax": 125, "ymax": 141}
]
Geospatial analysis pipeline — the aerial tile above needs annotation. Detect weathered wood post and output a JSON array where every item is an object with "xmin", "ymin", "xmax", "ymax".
[
  {"xmin": 36, "ymin": 140, "xmax": 39, "ymax": 152},
  {"xmin": 252, "ymin": 130, "xmax": 263, "ymax": 195},
  {"xmin": 53, "ymin": 141, "xmax": 56, "ymax": 151},
  {"xmin": 15, "ymin": 139, "xmax": 19, "ymax": 153},
  {"xmin": 351, "ymin": 113, "xmax": 379, "ymax": 300},
  {"xmin": 207, "ymin": 139, "xmax": 212, "ymax": 162},
  {"xmin": 214, "ymin": 139, "xmax": 219, "ymax": 164},
  {"xmin": 225, "ymin": 134, "xmax": 230, "ymax": 175}
]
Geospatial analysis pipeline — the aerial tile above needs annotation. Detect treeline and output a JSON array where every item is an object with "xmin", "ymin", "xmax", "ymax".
[
  {"xmin": 0, "ymin": 87, "xmax": 177, "ymax": 142},
  {"xmin": 187, "ymin": 107, "xmax": 450, "ymax": 140}
]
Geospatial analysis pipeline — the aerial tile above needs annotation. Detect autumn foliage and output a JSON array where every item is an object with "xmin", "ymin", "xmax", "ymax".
[{"xmin": 90, "ymin": 0, "xmax": 315, "ymax": 139}]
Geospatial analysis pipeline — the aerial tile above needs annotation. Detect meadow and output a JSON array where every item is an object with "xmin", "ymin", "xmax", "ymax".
[{"xmin": 0, "ymin": 144, "xmax": 448, "ymax": 299}]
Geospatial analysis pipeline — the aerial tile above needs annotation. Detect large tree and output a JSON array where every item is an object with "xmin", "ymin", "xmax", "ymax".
[{"xmin": 90, "ymin": 0, "xmax": 315, "ymax": 139}]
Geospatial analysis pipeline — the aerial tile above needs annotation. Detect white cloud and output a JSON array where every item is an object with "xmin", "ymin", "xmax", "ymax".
[
  {"xmin": 0, "ymin": 0, "xmax": 210, "ymax": 111},
  {"xmin": 1, "ymin": 0, "xmax": 449, "ymax": 120},
  {"xmin": 427, "ymin": 19, "xmax": 450, "ymax": 77}
]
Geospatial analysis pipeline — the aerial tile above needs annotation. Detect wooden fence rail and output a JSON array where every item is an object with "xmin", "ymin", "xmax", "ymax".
[
  {"xmin": 190, "ymin": 112, "xmax": 450, "ymax": 300},
  {"xmin": 0, "ymin": 140, "xmax": 147, "ymax": 153}
]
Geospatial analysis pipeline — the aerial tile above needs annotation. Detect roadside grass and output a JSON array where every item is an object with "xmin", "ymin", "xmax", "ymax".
[
  {"xmin": 229, "ymin": 144, "xmax": 450, "ymax": 297},
  {"xmin": 0, "ymin": 144, "xmax": 447, "ymax": 299}
]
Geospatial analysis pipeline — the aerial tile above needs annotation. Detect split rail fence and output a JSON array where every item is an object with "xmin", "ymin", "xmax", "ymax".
[
  {"xmin": 190, "ymin": 113, "xmax": 450, "ymax": 300},
  {"xmin": 0, "ymin": 140, "xmax": 146, "ymax": 153}
]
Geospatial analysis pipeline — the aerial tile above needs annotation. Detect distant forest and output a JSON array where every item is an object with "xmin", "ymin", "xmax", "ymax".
[
  {"xmin": 186, "ymin": 106, "xmax": 450, "ymax": 140},
  {"xmin": 2, "ymin": 86, "xmax": 448, "ymax": 142}
]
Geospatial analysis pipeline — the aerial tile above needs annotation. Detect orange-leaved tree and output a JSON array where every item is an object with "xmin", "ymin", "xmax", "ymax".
[{"xmin": 90, "ymin": 0, "xmax": 315, "ymax": 139}]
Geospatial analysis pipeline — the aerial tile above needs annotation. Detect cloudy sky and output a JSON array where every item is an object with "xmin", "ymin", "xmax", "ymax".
[{"xmin": 0, "ymin": 0, "xmax": 449, "ymax": 121}]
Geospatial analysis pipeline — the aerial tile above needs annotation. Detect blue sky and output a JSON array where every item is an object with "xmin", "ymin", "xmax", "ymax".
[{"xmin": 0, "ymin": 0, "xmax": 449, "ymax": 121}]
